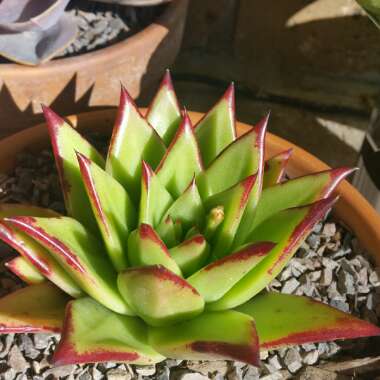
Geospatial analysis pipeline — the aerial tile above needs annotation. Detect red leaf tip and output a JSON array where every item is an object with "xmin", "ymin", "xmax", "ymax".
[
  {"xmin": 223, "ymin": 82, "xmax": 235, "ymax": 107},
  {"xmin": 42, "ymin": 105, "xmax": 65, "ymax": 133},
  {"xmin": 161, "ymin": 69, "xmax": 175, "ymax": 91}
]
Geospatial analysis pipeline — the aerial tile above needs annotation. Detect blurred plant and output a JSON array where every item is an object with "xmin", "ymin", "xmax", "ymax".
[
  {"xmin": 356, "ymin": 0, "xmax": 380, "ymax": 27},
  {"xmin": 0, "ymin": 0, "xmax": 77, "ymax": 65}
]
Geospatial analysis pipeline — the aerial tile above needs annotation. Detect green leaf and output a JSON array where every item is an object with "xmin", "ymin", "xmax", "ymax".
[
  {"xmin": 195, "ymin": 84, "xmax": 236, "ymax": 167},
  {"xmin": 161, "ymin": 178, "xmax": 204, "ymax": 232},
  {"xmin": 156, "ymin": 112, "xmax": 203, "ymax": 198},
  {"xmin": 203, "ymin": 206, "xmax": 224, "ymax": 241},
  {"xmin": 5, "ymin": 256, "xmax": 45, "ymax": 284},
  {"xmin": 146, "ymin": 70, "xmax": 182, "ymax": 146},
  {"xmin": 0, "ymin": 283, "xmax": 69, "ymax": 333},
  {"xmin": 118, "ymin": 265, "xmax": 204, "ymax": 327},
  {"xmin": 5, "ymin": 216, "xmax": 132, "ymax": 315},
  {"xmin": 236, "ymin": 292, "xmax": 380, "ymax": 349},
  {"xmin": 169, "ymin": 235, "xmax": 210, "ymax": 277},
  {"xmin": 139, "ymin": 161, "xmax": 173, "ymax": 228},
  {"xmin": 156, "ymin": 216, "xmax": 179, "ymax": 248},
  {"xmin": 207, "ymin": 197, "xmax": 337, "ymax": 311},
  {"xmin": 356, "ymin": 0, "xmax": 380, "ymax": 28},
  {"xmin": 149, "ymin": 310, "xmax": 259, "ymax": 365},
  {"xmin": 53, "ymin": 298, "xmax": 165, "ymax": 366},
  {"xmin": 196, "ymin": 115, "xmax": 268, "ymax": 199},
  {"xmin": 0, "ymin": 204, "xmax": 82, "ymax": 298},
  {"xmin": 106, "ymin": 87, "xmax": 166, "ymax": 203},
  {"xmin": 188, "ymin": 242, "xmax": 274, "ymax": 303},
  {"xmin": 234, "ymin": 167, "xmax": 354, "ymax": 248},
  {"xmin": 42, "ymin": 106, "xmax": 105, "ymax": 231},
  {"xmin": 263, "ymin": 149, "xmax": 292, "ymax": 188},
  {"xmin": 127, "ymin": 224, "xmax": 181, "ymax": 276},
  {"xmin": 77, "ymin": 153, "xmax": 135, "ymax": 271},
  {"xmin": 205, "ymin": 174, "xmax": 259, "ymax": 258}
]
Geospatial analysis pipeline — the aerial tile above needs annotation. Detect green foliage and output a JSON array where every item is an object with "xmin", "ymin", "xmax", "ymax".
[{"xmin": 0, "ymin": 72, "xmax": 377, "ymax": 367}]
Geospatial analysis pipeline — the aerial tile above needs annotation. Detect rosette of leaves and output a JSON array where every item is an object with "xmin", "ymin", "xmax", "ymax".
[
  {"xmin": 0, "ymin": 0, "xmax": 76, "ymax": 65},
  {"xmin": 0, "ymin": 72, "xmax": 379, "ymax": 367}
]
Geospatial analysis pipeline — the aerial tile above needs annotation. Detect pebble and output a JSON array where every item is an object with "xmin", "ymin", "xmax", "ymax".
[
  {"xmin": 284, "ymin": 348, "xmax": 302, "ymax": 373},
  {"xmin": 8, "ymin": 345, "xmax": 29, "ymax": 373},
  {"xmin": 106, "ymin": 369, "xmax": 132, "ymax": 380},
  {"xmin": 281, "ymin": 278, "xmax": 300, "ymax": 294}
]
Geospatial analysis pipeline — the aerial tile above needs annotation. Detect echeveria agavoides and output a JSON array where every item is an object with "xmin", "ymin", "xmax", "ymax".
[{"xmin": 0, "ymin": 72, "xmax": 378, "ymax": 367}]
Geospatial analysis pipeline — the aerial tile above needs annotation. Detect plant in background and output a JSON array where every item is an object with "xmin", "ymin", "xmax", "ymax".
[
  {"xmin": 0, "ymin": 0, "xmax": 76, "ymax": 65},
  {"xmin": 356, "ymin": 0, "xmax": 380, "ymax": 27},
  {"xmin": 0, "ymin": 72, "xmax": 378, "ymax": 366}
]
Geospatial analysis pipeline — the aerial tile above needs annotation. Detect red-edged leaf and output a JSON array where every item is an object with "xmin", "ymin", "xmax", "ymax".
[
  {"xmin": 42, "ymin": 106, "xmax": 104, "ymax": 231},
  {"xmin": 263, "ymin": 149, "xmax": 292, "ymax": 188},
  {"xmin": 188, "ymin": 242, "xmax": 274, "ymax": 303},
  {"xmin": 118, "ymin": 265, "xmax": 204, "ymax": 327},
  {"xmin": 128, "ymin": 224, "xmax": 181, "ymax": 276},
  {"xmin": 146, "ymin": 70, "xmax": 182, "ymax": 146},
  {"xmin": 196, "ymin": 115, "xmax": 267, "ymax": 199},
  {"xmin": 0, "ymin": 283, "xmax": 69, "ymax": 333},
  {"xmin": 236, "ymin": 292, "xmax": 380, "ymax": 349},
  {"xmin": 195, "ymin": 83, "xmax": 236, "ymax": 167},
  {"xmin": 5, "ymin": 216, "xmax": 132, "ymax": 315},
  {"xmin": 149, "ymin": 310, "xmax": 260, "ymax": 366},
  {"xmin": 106, "ymin": 87, "xmax": 166, "ymax": 203},
  {"xmin": 208, "ymin": 197, "xmax": 338, "ymax": 310},
  {"xmin": 169, "ymin": 235, "xmax": 210, "ymax": 277},
  {"xmin": 5, "ymin": 256, "xmax": 45, "ymax": 284},
  {"xmin": 53, "ymin": 298, "xmax": 164, "ymax": 366},
  {"xmin": 0, "ymin": 204, "xmax": 82, "ymax": 297},
  {"xmin": 139, "ymin": 161, "xmax": 173, "ymax": 228},
  {"xmin": 77, "ymin": 153, "xmax": 135, "ymax": 271},
  {"xmin": 156, "ymin": 112, "xmax": 203, "ymax": 198}
]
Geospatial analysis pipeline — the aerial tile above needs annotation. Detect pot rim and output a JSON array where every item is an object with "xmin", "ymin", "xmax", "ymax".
[
  {"xmin": 0, "ymin": 107, "xmax": 379, "ymax": 263},
  {"xmin": 0, "ymin": 0, "xmax": 187, "ymax": 74}
]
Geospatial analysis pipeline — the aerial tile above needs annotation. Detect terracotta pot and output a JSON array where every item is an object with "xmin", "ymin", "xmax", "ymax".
[
  {"xmin": 0, "ymin": 109, "xmax": 379, "ymax": 264},
  {"xmin": 0, "ymin": 0, "xmax": 189, "ymax": 135}
]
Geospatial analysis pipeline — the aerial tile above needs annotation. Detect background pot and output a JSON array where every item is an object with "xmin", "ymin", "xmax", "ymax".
[
  {"xmin": 0, "ymin": 0, "xmax": 189, "ymax": 136},
  {"xmin": 0, "ymin": 108, "xmax": 379, "ymax": 265}
]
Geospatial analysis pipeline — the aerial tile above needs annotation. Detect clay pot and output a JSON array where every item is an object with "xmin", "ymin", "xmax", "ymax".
[
  {"xmin": 0, "ymin": 109, "xmax": 379, "ymax": 264},
  {"xmin": 0, "ymin": 0, "xmax": 189, "ymax": 135}
]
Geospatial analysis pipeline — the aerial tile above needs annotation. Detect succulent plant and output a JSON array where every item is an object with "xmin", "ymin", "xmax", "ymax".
[
  {"xmin": 0, "ymin": 0, "xmax": 76, "ymax": 65},
  {"xmin": 0, "ymin": 72, "xmax": 379, "ymax": 367}
]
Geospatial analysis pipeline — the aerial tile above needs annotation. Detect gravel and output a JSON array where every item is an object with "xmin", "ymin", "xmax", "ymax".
[
  {"xmin": 0, "ymin": 146, "xmax": 380, "ymax": 379},
  {"xmin": 56, "ymin": 0, "xmax": 165, "ymax": 59}
]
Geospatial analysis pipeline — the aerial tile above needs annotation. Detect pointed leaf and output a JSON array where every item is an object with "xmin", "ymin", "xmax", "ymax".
[
  {"xmin": 0, "ymin": 283, "xmax": 69, "ymax": 333},
  {"xmin": 195, "ymin": 84, "xmax": 236, "ymax": 167},
  {"xmin": 196, "ymin": 115, "xmax": 267, "ymax": 199},
  {"xmin": 161, "ymin": 178, "xmax": 204, "ymax": 232},
  {"xmin": 77, "ymin": 153, "xmax": 135, "ymax": 271},
  {"xmin": 207, "ymin": 197, "xmax": 337, "ymax": 310},
  {"xmin": 234, "ymin": 167, "xmax": 355, "ymax": 248},
  {"xmin": 263, "ymin": 149, "xmax": 292, "ymax": 188},
  {"xmin": 139, "ymin": 161, "xmax": 173, "ymax": 228},
  {"xmin": 156, "ymin": 216, "xmax": 178, "ymax": 248},
  {"xmin": 252, "ymin": 168, "xmax": 354, "ymax": 234},
  {"xmin": 53, "ymin": 298, "xmax": 164, "ymax": 366},
  {"xmin": 0, "ymin": 204, "xmax": 82, "ymax": 297},
  {"xmin": 5, "ymin": 216, "xmax": 132, "ymax": 315},
  {"xmin": 205, "ymin": 174, "xmax": 259, "ymax": 258},
  {"xmin": 188, "ymin": 242, "xmax": 274, "ymax": 303},
  {"xmin": 5, "ymin": 256, "xmax": 45, "ymax": 284},
  {"xmin": 118, "ymin": 265, "xmax": 204, "ymax": 327},
  {"xmin": 203, "ymin": 206, "xmax": 224, "ymax": 241},
  {"xmin": 43, "ymin": 106, "xmax": 104, "ymax": 231},
  {"xmin": 127, "ymin": 224, "xmax": 181, "ymax": 276},
  {"xmin": 169, "ymin": 235, "xmax": 210, "ymax": 277},
  {"xmin": 149, "ymin": 310, "xmax": 260, "ymax": 365},
  {"xmin": 156, "ymin": 112, "xmax": 203, "ymax": 198},
  {"xmin": 106, "ymin": 87, "xmax": 166, "ymax": 203},
  {"xmin": 146, "ymin": 70, "xmax": 182, "ymax": 145},
  {"xmin": 236, "ymin": 292, "xmax": 380, "ymax": 349}
]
